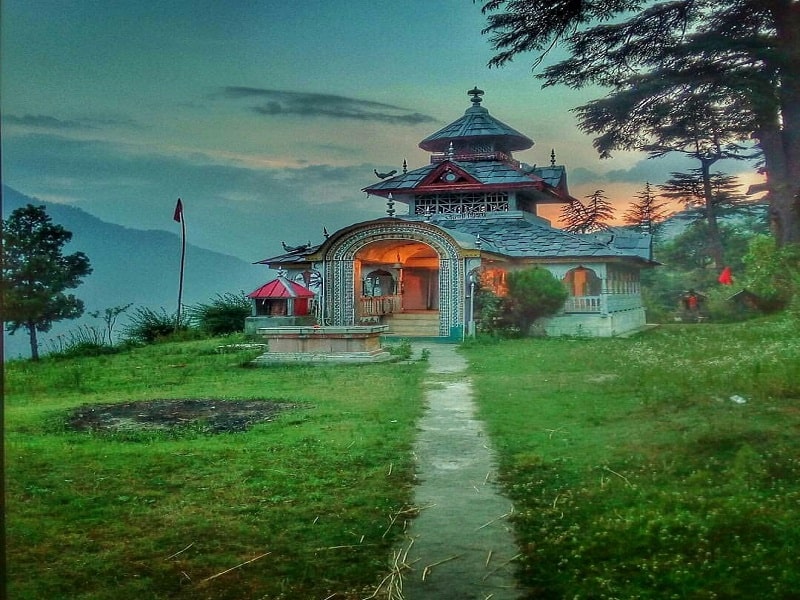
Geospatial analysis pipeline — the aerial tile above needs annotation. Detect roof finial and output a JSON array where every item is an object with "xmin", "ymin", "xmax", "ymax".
[
  {"xmin": 550, "ymin": 148, "xmax": 556, "ymax": 166},
  {"xmin": 468, "ymin": 86, "xmax": 484, "ymax": 105},
  {"xmin": 386, "ymin": 193, "xmax": 396, "ymax": 218},
  {"xmin": 403, "ymin": 158, "xmax": 408, "ymax": 174},
  {"xmin": 447, "ymin": 141, "xmax": 455, "ymax": 159}
]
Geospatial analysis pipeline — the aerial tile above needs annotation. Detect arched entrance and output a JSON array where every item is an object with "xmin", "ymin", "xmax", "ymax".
[
  {"xmin": 355, "ymin": 239, "xmax": 439, "ymax": 326},
  {"xmin": 322, "ymin": 221, "xmax": 464, "ymax": 338}
]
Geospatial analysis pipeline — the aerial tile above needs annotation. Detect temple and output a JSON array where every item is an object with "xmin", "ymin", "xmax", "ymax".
[{"xmin": 255, "ymin": 88, "xmax": 655, "ymax": 340}]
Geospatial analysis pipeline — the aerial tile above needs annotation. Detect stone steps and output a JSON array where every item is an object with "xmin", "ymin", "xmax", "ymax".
[{"xmin": 383, "ymin": 312, "xmax": 440, "ymax": 337}]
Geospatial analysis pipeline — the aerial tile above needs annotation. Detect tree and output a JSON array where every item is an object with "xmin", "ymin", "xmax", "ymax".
[
  {"xmin": 659, "ymin": 170, "xmax": 747, "ymax": 268},
  {"xmin": 623, "ymin": 182, "xmax": 671, "ymax": 235},
  {"xmin": 559, "ymin": 189, "xmax": 615, "ymax": 233},
  {"xmin": 503, "ymin": 267, "xmax": 568, "ymax": 334},
  {"xmin": 479, "ymin": 0, "xmax": 800, "ymax": 246},
  {"xmin": 1, "ymin": 204, "xmax": 92, "ymax": 360}
]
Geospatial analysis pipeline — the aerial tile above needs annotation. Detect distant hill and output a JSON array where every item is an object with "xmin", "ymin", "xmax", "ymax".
[{"xmin": 2, "ymin": 186, "xmax": 268, "ymax": 360}]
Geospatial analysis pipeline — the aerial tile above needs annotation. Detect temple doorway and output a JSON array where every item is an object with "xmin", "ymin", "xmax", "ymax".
[
  {"xmin": 354, "ymin": 239, "xmax": 440, "ymax": 334},
  {"xmin": 403, "ymin": 268, "xmax": 439, "ymax": 310}
]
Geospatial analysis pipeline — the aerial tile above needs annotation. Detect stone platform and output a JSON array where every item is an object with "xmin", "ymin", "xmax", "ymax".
[{"xmin": 252, "ymin": 325, "xmax": 392, "ymax": 364}]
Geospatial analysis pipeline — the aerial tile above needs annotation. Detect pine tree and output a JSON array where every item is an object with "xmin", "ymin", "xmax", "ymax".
[
  {"xmin": 624, "ymin": 182, "xmax": 672, "ymax": 234},
  {"xmin": 560, "ymin": 191, "xmax": 616, "ymax": 234}
]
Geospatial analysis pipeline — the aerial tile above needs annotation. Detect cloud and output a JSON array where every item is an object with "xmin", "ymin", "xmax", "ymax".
[
  {"xmin": 3, "ymin": 113, "xmax": 141, "ymax": 131},
  {"xmin": 1, "ymin": 131, "xmax": 385, "ymax": 260},
  {"xmin": 3, "ymin": 114, "xmax": 91, "ymax": 130},
  {"xmin": 220, "ymin": 87, "xmax": 437, "ymax": 125},
  {"xmin": 567, "ymin": 167, "xmax": 604, "ymax": 185}
]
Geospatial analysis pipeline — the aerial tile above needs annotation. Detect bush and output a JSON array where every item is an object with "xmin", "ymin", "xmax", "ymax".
[
  {"xmin": 122, "ymin": 307, "xmax": 192, "ymax": 344},
  {"xmin": 503, "ymin": 267, "xmax": 568, "ymax": 335},
  {"xmin": 741, "ymin": 235, "xmax": 800, "ymax": 312},
  {"xmin": 188, "ymin": 292, "xmax": 251, "ymax": 335},
  {"xmin": 46, "ymin": 325, "xmax": 121, "ymax": 358}
]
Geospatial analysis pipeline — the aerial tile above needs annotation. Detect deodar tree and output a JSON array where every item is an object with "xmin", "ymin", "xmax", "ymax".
[
  {"xmin": 623, "ymin": 182, "xmax": 671, "ymax": 235},
  {"xmin": 2, "ymin": 204, "xmax": 92, "ymax": 360},
  {"xmin": 560, "ymin": 190, "xmax": 615, "ymax": 233},
  {"xmin": 479, "ymin": 0, "xmax": 800, "ymax": 247}
]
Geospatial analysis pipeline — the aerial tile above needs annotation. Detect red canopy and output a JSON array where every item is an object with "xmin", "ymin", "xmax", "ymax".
[{"xmin": 248, "ymin": 276, "xmax": 315, "ymax": 299}]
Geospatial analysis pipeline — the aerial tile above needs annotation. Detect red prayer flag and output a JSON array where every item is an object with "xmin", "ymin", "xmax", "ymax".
[
  {"xmin": 173, "ymin": 198, "xmax": 183, "ymax": 223},
  {"xmin": 718, "ymin": 266, "xmax": 733, "ymax": 285}
]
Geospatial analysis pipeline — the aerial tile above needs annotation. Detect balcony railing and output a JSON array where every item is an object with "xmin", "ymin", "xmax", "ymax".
[
  {"xmin": 360, "ymin": 295, "xmax": 401, "ymax": 317},
  {"xmin": 563, "ymin": 294, "xmax": 643, "ymax": 314},
  {"xmin": 563, "ymin": 295, "xmax": 603, "ymax": 313}
]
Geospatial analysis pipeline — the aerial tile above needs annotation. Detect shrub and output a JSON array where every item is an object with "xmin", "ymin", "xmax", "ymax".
[
  {"xmin": 188, "ymin": 292, "xmax": 251, "ymax": 335},
  {"xmin": 503, "ymin": 267, "xmax": 568, "ymax": 335},
  {"xmin": 122, "ymin": 307, "xmax": 192, "ymax": 344},
  {"xmin": 741, "ymin": 235, "xmax": 800, "ymax": 312}
]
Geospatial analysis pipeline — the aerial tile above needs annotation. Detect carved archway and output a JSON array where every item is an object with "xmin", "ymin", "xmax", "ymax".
[{"xmin": 321, "ymin": 221, "xmax": 464, "ymax": 336}]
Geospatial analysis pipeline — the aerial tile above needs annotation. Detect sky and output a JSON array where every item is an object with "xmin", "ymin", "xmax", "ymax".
[{"xmin": 1, "ymin": 0, "xmax": 763, "ymax": 264}]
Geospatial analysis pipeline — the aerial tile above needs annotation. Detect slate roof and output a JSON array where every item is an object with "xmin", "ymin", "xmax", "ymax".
[
  {"xmin": 363, "ymin": 160, "xmax": 544, "ymax": 194},
  {"xmin": 435, "ymin": 214, "xmax": 653, "ymax": 261},
  {"xmin": 531, "ymin": 165, "xmax": 566, "ymax": 189},
  {"xmin": 581, "ymin": 227, "xmax": 654, "ymax": 261},
  {"xmin": 419, "ymin": 100, "xmax": 533, "ymax": 153}
]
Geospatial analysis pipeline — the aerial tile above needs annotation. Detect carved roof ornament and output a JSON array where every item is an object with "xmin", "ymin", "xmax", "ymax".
[
  {"xmin": 551, "ymin": 148, "xmax": 557, "ymax": 167},
  {"xmin": 386, "ymin": 193, "xmax": 396, "ymax": 217},
  {"xmin": 468, "ymin": 86, "xmax": 485, "ymax": 105}
]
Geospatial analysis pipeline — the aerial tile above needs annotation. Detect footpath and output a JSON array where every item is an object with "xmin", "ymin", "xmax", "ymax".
[{"xmin": 398, "ymin": 344, "xmax": 522, "ymax": 599}]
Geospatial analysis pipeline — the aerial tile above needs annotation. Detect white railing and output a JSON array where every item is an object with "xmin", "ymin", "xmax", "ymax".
[
  {"xmin": 359, "ymin": 295, "xmax": 401, "ymax": 317},
  {"xmin": 606, "ymin": 294, "xmax": 642, "ymax": 312},
  {"xmin": 563, "ymin": 295, "xmax": 603, "ymax": 313}
]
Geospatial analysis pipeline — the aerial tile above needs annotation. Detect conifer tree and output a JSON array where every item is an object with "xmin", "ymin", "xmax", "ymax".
[
  {"xmin": 623, "ymin": 182, "xmax": 671, "ymax": 234},
  {"xmin": 659, "ymin": 170, "xmax": 747, "ymax": 268},
  {"xmin": 560, "ymin": 190, "xmax": 615, "ymax": 234},
  {"xmin": 2, "ymin": 204, "xmax": 92, "ymax": 360},
  {"xmin": 479, "ymin": 0, "xmax": 800, "ymax": 246}
]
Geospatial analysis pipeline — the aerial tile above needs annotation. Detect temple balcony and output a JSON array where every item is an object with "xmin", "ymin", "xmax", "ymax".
[
  {"xmin": 563, "ymin": 295, "xmax": 604, "ymax": 313},
  {"xmin": 563, "ymin": 294, "xmax": 642, "ymax": 314}
]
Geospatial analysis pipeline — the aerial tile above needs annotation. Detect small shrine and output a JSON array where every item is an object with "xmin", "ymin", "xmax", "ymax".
[
  {"xmin": 256, "ymin": 88, "xmax": 657, "ymax": 339},
  {"xmin": 244, "ymin": 274, "xmax": 315, "ymax": 334}
]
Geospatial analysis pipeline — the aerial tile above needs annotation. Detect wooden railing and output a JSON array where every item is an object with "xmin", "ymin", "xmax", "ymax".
[
  {"xmin": 563, "ymin": 294, "xmax": 643, "ymax": 314},
  {"xmin": 606, "ymin": 294, "xmax": 642, "ymax": 312},
  {"xmin": 359, "ymin": 295, "xmax": 401, "ymax": 317},
  {"xmin": 563, "ymin": 295, "xmax": 603, "ymax": 313}
]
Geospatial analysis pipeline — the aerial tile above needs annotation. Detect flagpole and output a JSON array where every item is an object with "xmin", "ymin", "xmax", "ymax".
[{"xmin": 174, "ymin": 198, "xmax": 186, "ymax": 331}]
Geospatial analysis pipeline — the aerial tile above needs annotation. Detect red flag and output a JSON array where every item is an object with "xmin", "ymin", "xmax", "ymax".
[
  {"xmin": 173, "ymin": 198, "xmax": 183, "ymax": 223},
  {"xmin": 718, "ymin": 266, "xmax": 733, "ymax": 285}
]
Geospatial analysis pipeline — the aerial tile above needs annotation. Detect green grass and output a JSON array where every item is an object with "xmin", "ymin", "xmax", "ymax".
[
  {"xmin": 463, "ymin": 315, "xmax": 800, "ymax": 599},
  {"xmin": 8, "ymin": 318, "xmax": 800, "ymax": 599},
  {"xmin": 5, "ymin": 337, "xmax": 427, "ymax": 599}
]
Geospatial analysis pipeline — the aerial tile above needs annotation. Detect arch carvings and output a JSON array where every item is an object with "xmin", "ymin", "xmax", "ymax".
[{"xmin": 321, "ymin": 222, "xmax": 464, "ymax": 336}]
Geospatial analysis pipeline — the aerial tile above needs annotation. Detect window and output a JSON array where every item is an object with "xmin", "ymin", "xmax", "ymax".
[
  {"xmin": 563, "ymin": 267, "xmax": 601, "ymax": 297},
  {"xmin": 362, "ymin": 270, "xmax": 396, "ymax": 297}
]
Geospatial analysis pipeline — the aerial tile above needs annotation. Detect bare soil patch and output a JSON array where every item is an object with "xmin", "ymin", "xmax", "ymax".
[{"xmin": 66, "ymin": 399, "xmax": 299, "ymax": 435}]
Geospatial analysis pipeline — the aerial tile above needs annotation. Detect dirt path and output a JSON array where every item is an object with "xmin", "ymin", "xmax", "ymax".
[{"xmin": 399, "ymin": 344, "xmax": 522, "ymax": 599}]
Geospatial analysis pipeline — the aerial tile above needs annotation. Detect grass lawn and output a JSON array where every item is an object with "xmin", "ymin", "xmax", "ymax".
[
  {"xmin": 4, "ymin": 338, "xmax": 427, "ymax": 599},
  {"xmin": 463, "ymin": 315, "xmax": 800, "ymax": 599}
]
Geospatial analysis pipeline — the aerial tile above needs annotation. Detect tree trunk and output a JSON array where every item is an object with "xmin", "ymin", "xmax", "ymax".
[
  {"xmin": 764, "ymin": 1, "xmax": 800, "ymax": 246},
  {"xmin": 700, "ymin": 158, "xmax": 725, "ymax": 269},
  {"xmin": 27, "ymin": 321, "xmax": 40, "ymax": 361}
]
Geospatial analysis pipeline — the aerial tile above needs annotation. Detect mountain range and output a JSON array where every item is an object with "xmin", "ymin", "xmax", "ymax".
[{"xmin": 3, "ymin": 186, "xmax": 268, "ymax": 360}]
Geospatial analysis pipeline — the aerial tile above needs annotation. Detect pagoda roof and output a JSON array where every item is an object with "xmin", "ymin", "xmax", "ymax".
[
  {"xmin": 364, "ymin": 160, "xmax": 550, "ymax": 193},
  {"xmin": 248, "ymin": 276, "xmax": 315, "ymax": 299},
  {"xmin": 419, "ymin": 87, "xmax": 533, "ymax": 153}
]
